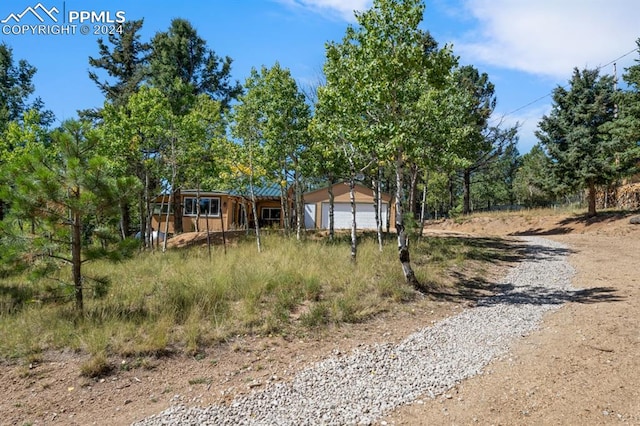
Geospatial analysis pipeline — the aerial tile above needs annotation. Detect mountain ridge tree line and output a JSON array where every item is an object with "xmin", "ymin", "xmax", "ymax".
[{"xmin": 1, "ymin": 0, "xmax": 639, "ymax": 309}]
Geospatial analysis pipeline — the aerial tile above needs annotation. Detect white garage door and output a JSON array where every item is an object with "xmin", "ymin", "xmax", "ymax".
[
  {"xmin": 304, "ymin": 204, "xmax": 316, "ymax": 229},
  {"xmin": 321, "ymin": 202, "xmax": 387, "ymax": 230}
]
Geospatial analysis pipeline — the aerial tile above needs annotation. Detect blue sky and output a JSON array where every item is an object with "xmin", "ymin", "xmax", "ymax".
[{"xmin": 1, "ymin": 0, "xmax": 639, "ymax": 154}]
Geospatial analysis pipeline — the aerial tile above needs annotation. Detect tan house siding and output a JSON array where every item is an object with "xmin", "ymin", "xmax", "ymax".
[
  {"xmin": 303, "ymin": 182, "xmax": 395, "ymax": 230},
  {"xmin": 151, "ymin": 183, "xmax": 394, "ymax": 236},
  {"xmin": 256, "ymin": 200, "xmax": 283, "ymax": 228},
  {"xmin": 151, "ymin": 191, "xmax": 283, "ymax": 236},
  {"xmin": 151, "ymin": 192, "xmax": 241, "ymax": 234}
]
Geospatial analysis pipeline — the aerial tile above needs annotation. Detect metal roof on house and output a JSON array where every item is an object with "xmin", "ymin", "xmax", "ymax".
[
  {"xmin": 156, "ymin": 184, "xmax": 282, "ymax": 200},
  {"xmin": 228, "ymin": 183, "xmax": 282, "ymax": 199},
  {"xmin": 179, "ymin": 190, "xmax": 229, "ymax": 196},
  {"xmin": 251, "ymin": 184, "xmax": 281, "ymax": 198}
]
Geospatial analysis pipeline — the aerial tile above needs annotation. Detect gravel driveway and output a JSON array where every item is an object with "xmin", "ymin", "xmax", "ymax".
[{"xmin": 134, "ymin": 236, "xmax": 575, "ymax": 425}]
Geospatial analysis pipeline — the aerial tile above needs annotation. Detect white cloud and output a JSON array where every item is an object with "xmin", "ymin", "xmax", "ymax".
[
  {"xmin": 276, "ymin": 0, "xmax": 372, "ymax": 21},
  {"xmin": 455, "ymin": 0, "xmax": 640, "ymax": 79}
]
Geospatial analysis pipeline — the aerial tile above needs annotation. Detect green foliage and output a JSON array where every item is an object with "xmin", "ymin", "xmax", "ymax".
[
  {"xmin": 1, "ymin": 119, "xmax": 137, "ymax": 310},
  {"xmin": 608, "ymin": 39, "xmax": 640, "ymax": 173},
  {"xmin": 454, "ymin": 66, "xmax": 520, "ymax": 214},
  {"xmin": 232, "ymin": 63, "xmax": 311, "ymax": 180},
  {"xmin": 149, "ymin": 18, "xmax": 241, "ymax": 114},
  {"xmin": 100, "ymin": 82, "xmax": 231, "ymax": 240},
  {"xmin": 88, "ymin": 19, "xmax": 151, "ymax": 110},
  {"xmin": 536, "ymin": 68, "xmax": 622, "ymax": 214},
  {"xmin": 315, "ymin": 0, "xmax": 460, "ymax": 281},
  {"xmin": 471, "ymin": 133, "xmax": 521, "ymax": 209},
  {"xmin": 87, "ymin": 18, "xmax": 244, "ymax": 240},
  {"xmin": 513, "ymin": 144, "xmax": 557, "ymax": 207},
  {"xmin": 178, "ymin": 94, "xmax": 230, "ymax": 191},
  {"xmin": 99, "ymin": 85, "xmax": 172, "ymax": 242},
  {"xmin": 231, "ymin": 62, "xmax": 312, "ymax": 238},
  {"xmin": 317, "ymin": 0, "xmax": 458, "ymax": 164},
  {"xmin": 0, "ymin": 42, "xmax": 53, "ymax": 133},
  {"xmin": 100, "ymin": 85, "xmax": 171, "ymax": 172},
  {"xmin": 403, "ymin": 213, "xmax": 422, "ymax": 237}
]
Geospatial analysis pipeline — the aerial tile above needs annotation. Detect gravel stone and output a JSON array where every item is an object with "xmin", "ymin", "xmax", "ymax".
[{"xmin": 133, "ymin": 236, "xmax": 575, "ymax": 425}]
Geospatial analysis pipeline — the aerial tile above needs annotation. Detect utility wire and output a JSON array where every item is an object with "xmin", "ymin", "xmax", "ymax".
[{"xmin": 495, "ymin": 46, "xmax": 640, "ymax": 121}]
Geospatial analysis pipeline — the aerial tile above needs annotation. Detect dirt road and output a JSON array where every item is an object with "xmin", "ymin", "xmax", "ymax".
[
  {"xmin": 383, "ymin": 213, "xmax": 640, "ymax": 425},
  {"xmin": 1, "ymin": 212, "xmax": 638, "ymax": 425}
]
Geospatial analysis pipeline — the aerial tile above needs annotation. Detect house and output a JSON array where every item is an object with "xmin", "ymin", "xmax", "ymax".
[
  {"xmin": 303, "ymin": 182, "xmax": 395, "ymax": 230},
  {"xmin": 241, "ymin": 185, "xmax": 285, "ymax": 228},
  {"xmin": 151, "ymin": 182, "xmax": 395, "ymax": 236},
  {"xmin": 150, "ymin": 186, "xmax": 283, "ymax": 234}
]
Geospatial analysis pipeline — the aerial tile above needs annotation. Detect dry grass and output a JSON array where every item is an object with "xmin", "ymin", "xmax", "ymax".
[
  {"xmin": 451, "ymin": 205, "xmax": 586, "ymax": 223},
  {"xmin": 0, "ymin": 231, "xmax": 504, "ymax": 368}
]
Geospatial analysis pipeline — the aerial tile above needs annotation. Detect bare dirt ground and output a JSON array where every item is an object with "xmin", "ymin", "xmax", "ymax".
[{"xmin": 1, "ymin": 211, "xmax": 639, "ymax": 425}]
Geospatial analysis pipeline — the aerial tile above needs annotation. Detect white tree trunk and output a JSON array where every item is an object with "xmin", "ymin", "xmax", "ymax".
[
  {"xmin": 395, "ymin": 150, "xmax": 423, "ymax": 290},
  {"xmin": 248, "ymin": 146, "xmax": 262, "ymax": 253},
  {"xmin": 295, "ymin": 170, "xmax": 303, "ymax": 241},
  {"xmin": 373, "ymin": 170, "xmax": 383, "ymax": 252},
  {"xmin": 328, "ymin": 176, "xmax": 335, "ymax": 241},
  {"xmin": 419, "ymin": 169, "xmax": 428, "ymax": 237},
  {"xmin": 349, "ymin": 175, "xmax": 357, "ymax": 262}
]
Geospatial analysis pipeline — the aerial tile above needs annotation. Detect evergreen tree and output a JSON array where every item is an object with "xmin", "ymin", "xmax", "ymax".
[
  {"xmin": 513, "ymin": 144, "xmax": 557, "ymax": 207},
  {"xmin": 88, "ymin": 19, "xmax": 151, "ymax": 109},
  {"xmin": 149, "ymin": 18, "xmax": 242, "ymax": 115},
  {"xmin": 536, "ymin": 68, "xmax": 619, "ymax": 215},
  {"xmin": 87, "ymin": 19, "xmax": 152, "ymax": 232},
  {"xmin": 0, "ymin": 43, "xmax": 53, "ymax": 220},
  {"xmin": 472, "ymin": 131, "xmax": 520, "ymax": 210},
  {"xmin": 609, "ymin": 39, "xmax": 640, "ymax": 174},
  {"xmin": 1, "ymin": 120, "xmax": 137, "ymax": 311},
  {"xmin": 0, "ymin": 42, "xmax": 54, "ymax": 132},
  {"xmin": 148, "ymin": 18, "xmax": 242, "ymax": 234},
  {"xmin": 454, "ymin": 65, "xmax": 498, "ymax": 214}
]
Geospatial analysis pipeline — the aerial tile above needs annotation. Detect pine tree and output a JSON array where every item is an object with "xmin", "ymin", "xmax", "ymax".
[
  {"xmin": 609, "ymin": 39, "xmax": 640, "ymax": 175},
  {"xmin": 536, "ymin": 68, "xmax": 619, "ymax": 216},
  {"xmin": 1, "ymin": 120, "xmax": 137, "ymax": 311},
  {"xmin": 148, "ymin": 18, "xmax": 242, "ymax": 234},
  {"xmin": 149, "ymin": 18, "xmax": 241, "ymax": 114},
  {"xmin": 88, "ymin": 19, "xmax": 151, "ymax": 109},
  {"xmin": 0, "ymin": 42, "xmax": 54, "ymax": 132}
]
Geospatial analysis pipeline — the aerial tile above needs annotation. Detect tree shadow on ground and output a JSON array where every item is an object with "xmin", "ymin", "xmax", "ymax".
[
  {"xmin": 476, "ymin": 285, "xmax": 623, "ymax": 307},
  {"xmin": 415, "ymin": 235, "xmax": 575, "ymax": 267},
  {"xmin": 421, "ymin": 236, "xmax": 623, "ymax": 307},
  {"xmin": 413, "ymin": 236, "xmax": 535, "ymax": 267},
  {"xmin": 510, "ymin": 210, "xmax": 639, "ymax": 236},
  {"xmin": 427, "ymin": 275, "xmax": 623, "ymax": 308}
]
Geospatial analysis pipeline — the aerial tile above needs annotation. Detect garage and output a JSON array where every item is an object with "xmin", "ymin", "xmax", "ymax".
[
  {"xmin": 321, "ymin": 202, "xmax": 388, "ymax": 230},
  {"xmin": 303, "ymin": 182, "xmax": 395, "ymax": 231}
]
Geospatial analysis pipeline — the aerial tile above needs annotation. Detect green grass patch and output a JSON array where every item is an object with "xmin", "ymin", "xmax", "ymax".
[{"xmin": 188, "ymin": 377, "xmax": 212, "ymax": 385}]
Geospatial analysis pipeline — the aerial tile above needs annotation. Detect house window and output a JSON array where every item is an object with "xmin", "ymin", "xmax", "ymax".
[
  {"xmin": 184, "ymin": 197, "xmax": 220, "ymax": 217},
  {"xmin": 153, "ymin": 203, "xmax": 174, "ymax": 215},
  {"xmin": 261, "ymin": 207, "xmax": 281, "ymax": 224}
]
